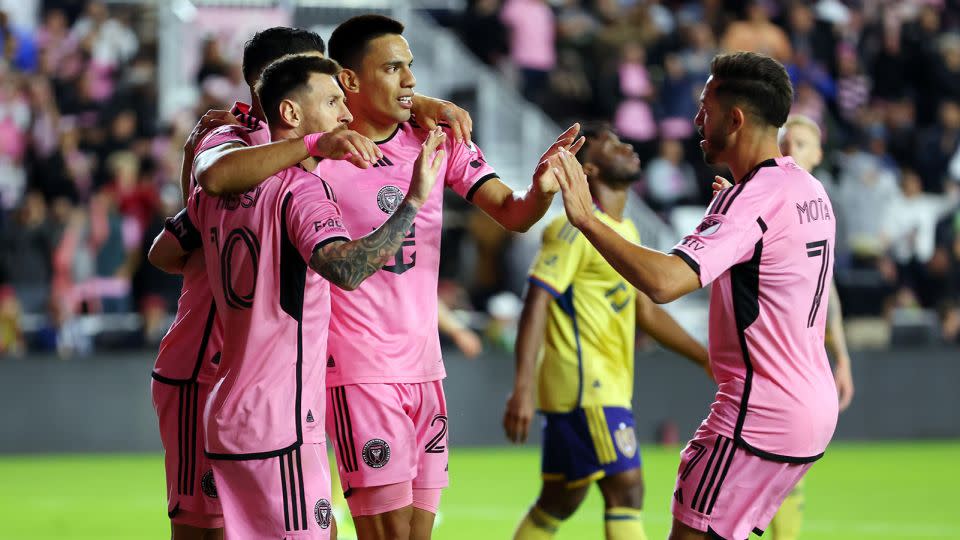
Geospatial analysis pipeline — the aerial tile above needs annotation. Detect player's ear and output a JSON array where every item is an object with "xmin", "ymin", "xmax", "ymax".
[
  {"xmin": 729, "ymin": 106, "xmax": 745, "ymax": 134},
  {"xmin": 582, "ymin": 162, "xmax": 600, "ymax": 179},
  {"xmin": 338, "ymin": 68, "xmax": 360, "ymax": 95},
  {"xmin": 279, "ymin": 99, "xmax": 300, "ymax": 128}
]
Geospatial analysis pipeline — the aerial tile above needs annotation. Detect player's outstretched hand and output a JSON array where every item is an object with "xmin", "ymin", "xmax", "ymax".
[
  {"xmin": 309, "ymin": 124, "xmax": 382, "ymax": 169},
  {"xmin": 834, "ymin": 359, "xmax": 855, "ymax": 412},
  {"xmin": 553, "ymin": 148, "xmax": 595, "ymax": 230},
  {"xmin": 532, "ymin": 123, "xmax": 586, "ymax": 195},
  {"xmin": 408, "ymin": 127, "xmax": 447, "ymax": 206},
  {"xmin": 503, "ymin": 388, "xmax": 535, "ymax": 444},
  {"xmin": 712, "ymin": 175, "xmax": 732, "ymax": 195},
  {"xmin": 412, "ymin": 95, "xmax": 473, "ymax": 145},
  {"xmin": 185, "ymin": 109, "xmax": 241, "ymax": 155}
]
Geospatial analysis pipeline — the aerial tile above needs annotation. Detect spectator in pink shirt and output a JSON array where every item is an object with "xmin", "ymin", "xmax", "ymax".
[{"xmin": 501, "ymin": 0, "xmax": 556, "ymax": 104}]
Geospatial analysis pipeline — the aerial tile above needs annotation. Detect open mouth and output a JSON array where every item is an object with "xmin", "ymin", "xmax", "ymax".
[{"xmin": 398, "ymin": 96, "xmax": 413, "ymax": 109}]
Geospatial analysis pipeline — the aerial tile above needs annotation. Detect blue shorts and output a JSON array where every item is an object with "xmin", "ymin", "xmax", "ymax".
[{"xmin": 541, "ymin": 406, "xmax": 641, "ymax": 487}]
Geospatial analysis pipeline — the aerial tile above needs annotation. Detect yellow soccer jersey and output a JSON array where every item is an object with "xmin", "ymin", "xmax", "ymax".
[{"xmin": 528, "ymin": 210, "xmax": 640, "ymax": 412}]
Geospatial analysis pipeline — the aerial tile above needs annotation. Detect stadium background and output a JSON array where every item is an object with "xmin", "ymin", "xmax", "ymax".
[{"xmin": 0, "ymin": 0, "xmax": 957, "ymax": 538}]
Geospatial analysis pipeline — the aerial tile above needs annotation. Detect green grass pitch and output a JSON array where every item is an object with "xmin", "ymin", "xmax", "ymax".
[{"xmin": 0, "ymin": 441, "xmax": 955, "ymax": 539}]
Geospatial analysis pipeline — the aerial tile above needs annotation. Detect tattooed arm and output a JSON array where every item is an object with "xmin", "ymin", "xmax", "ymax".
[
  {"xmin": 308, "ymin": 128, "xmax": 447, "ymax": 291},
  {"xmin": 310, "ymin": 201, "xmax": 419, "ymax": 290}
]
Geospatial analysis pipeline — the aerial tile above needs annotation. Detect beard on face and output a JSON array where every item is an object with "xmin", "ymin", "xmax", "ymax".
[
  {"xmin": 699, "ymin": 121, "xmax": 728, "ymax": 165},
  {"xmin": 598, "ymin": 163, "xmax": 641, "ymax": 188}
]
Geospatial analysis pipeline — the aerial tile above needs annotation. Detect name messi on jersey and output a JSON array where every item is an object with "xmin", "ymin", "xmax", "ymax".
[
  {"xmin": 796, "ymin": 198, "xmax": 831, "ymax": 224},
  {"xmin": 216, "ymin": 186, "xmax": 262, "ymax": 211}
]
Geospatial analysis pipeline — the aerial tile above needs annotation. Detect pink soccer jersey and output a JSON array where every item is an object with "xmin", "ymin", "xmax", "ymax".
[
  {"xmin": 151, "ymin": 104, "xmax": 268, "ymax": 384},
  {"xmin": 169, "ymin": 166, "xmax": 350, "ymax": 458},
  {"xmin": 671, "ymin": 157, "xmax": 839, "ymax": 461},
  {"xmin": 317, "ymin": 122, "xmax": 497, "ymax": 386}
]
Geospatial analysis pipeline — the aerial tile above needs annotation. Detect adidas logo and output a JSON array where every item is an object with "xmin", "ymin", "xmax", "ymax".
[
  {"xmin": 306, "ymin": 410, "xmax": 315, "ymax": 423},
  {"xmin": 372, "ymin": 156, "xmax": 394, "ymax": 168}
]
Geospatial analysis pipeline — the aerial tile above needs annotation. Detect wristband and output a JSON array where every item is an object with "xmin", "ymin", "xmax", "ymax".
[{"xmin": 304, "ymin": 132, "xmax": 326, "ymax": 157}]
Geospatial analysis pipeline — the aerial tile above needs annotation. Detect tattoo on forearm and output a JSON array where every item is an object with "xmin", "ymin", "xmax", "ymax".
[{"xmin": 310, "ymin": 201, "xmax": 419, "ymax": 289}]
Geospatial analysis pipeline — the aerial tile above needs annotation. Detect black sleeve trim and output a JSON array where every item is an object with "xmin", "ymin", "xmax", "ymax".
[
  {"xmin": 312, "ymin": 236, "xmax": 350, "ymax": 255},
  {"xmin": 670, "ymin": 248, "xmax": 701, "ymax": 276},
  {"xmin": 150, "ymin": 371, "xmax": 194, "ymax": 386},
  {"xmin": 465, "ymin": 173, "xmax": 499, "ymax": 202},
  {"xmin": 736, "ymin": 437, "xmax": 825, "ymax": 463},
  {"xmin": 757, "ymin": 216, "xmax": 768, "ymax": 232},
  {"xmin": 753, "ymin": 527, "xmax": 766, "ymax": 536}
]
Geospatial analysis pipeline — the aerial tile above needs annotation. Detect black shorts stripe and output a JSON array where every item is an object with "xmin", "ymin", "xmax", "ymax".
[
  {"xmin": 691, "ymin": 436, "xmax": 723, "ymax": 510},
  {"xmin": 330, "ymin": 390, "xmax": 349, "ymax": 473},
  {"xmin": 680, "ymin": 442, "xmax": 707, "ymax": 481},
  {"xmin": 338, "ymin": 387, "xmax": 359, "ymax": 472},
  {"xmin": 295, "ymin": 447, "xmax": 309, "ymax": 529},
  {"xmin": 706, "ymin": 439, "xmax": 737, "ymax": 515},
  {"xmin": 287, "ymin": 451, "xmax": 300, "ymax": 530},
  {"xmin": 177, "ymin": 386, "xmax": 185, "ymax": 494},
  {"xmin": 697, "ymin": 436, "xmax": 732, "ymax": 513},
  {"xmin": 279, "ymin": 453, "xmax": 291, "ymax": 531},
  {"xmin": 190, "ymin": 383, "xmax": 200, "ymax": 495}
]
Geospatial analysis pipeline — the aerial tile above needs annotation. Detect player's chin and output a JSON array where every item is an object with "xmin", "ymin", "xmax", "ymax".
[{"xmin": 393, "ymin": 108, "xmax": 412, "ymax": 123}]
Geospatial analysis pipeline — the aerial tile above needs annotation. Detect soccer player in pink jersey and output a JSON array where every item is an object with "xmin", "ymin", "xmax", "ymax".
[
  {"xmin": 320, "ymin": 14, "xmax": 584, "ymax": 540},
  {"xmin": 151, "ymin": 55, "xmax": 447, "ymax": 539},
  {"xmin": 150, "ymin": 26, "xmax": 477, "ymax": 540},
  {"xmin": 552, "ymin": 52, "xmax": 840, "ymax": 540}
]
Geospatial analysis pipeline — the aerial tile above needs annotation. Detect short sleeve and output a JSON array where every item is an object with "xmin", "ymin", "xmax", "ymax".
[
  {"xmin": 164, "ymin": 206, "xmax": 201, "ymax": 252},
  {"xmin": 671, "ymin": 185, "xmax": 765, "ymax": 287},
  {"xmin": 284, "ymin": 175, "xmax": 351, "ymax": 264},
  {"xmin": 443, "ymin": 136, "xmax": 498, "ymax": 202},
  {"xmin": 527, "ymin": 217, "xmax": 589, "ymax": 297},
  {"xmin": 195, "ymin": 124, "xmax": 253, "ymax": 157}
]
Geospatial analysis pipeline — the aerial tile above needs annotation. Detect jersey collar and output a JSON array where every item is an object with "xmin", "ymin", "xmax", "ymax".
[{"xmin": 229, "ymin": 101, "xmax": 267, "ymax": 132}]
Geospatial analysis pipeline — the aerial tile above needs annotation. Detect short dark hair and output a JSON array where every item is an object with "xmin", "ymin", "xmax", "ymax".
[
  {"xmin": 709, "ymin": 52, "xmax": 793, "ymax": 128},
  {"xmin": 256, "ymin": 55, "xmax": 342, "ymax": 126},
  {"xmin": 242, "ymin": 27, "xmax": 326, "ymax": 87},
  {"xmin": 575, "ymin": 121, "xmax": 613, "ymax": 163},
  {"xmin": 328, "ymin": 14, "xmax": 405, "ymax": 70}
]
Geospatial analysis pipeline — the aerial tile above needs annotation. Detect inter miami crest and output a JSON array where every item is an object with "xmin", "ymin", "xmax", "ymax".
[
  {"xmin": 201, "ymin": 470, "xmax": 218, "ymax": 498},
  {"xmin": 696, "ymin": 216, "xmax": 722, "ymax": 236},
  {"xmin": 314, "ymin": 499, "xmax": 332, "ymax": 529},
  {"xmin": 377, "ymin": 186, "xmax": 404, "ymax": 214},
  {"xmin": 613, "ymin": 423, "xmax": 638, "ymax": 459},
  {"xmin": 362, "ymin": 438, "xmax": 391, "ymax": 468}
]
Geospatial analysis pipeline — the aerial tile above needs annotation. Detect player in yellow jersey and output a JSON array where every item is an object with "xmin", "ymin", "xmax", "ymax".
[
  {"xmin": 504, "ymin": 123, "xmax": 711, "ymax": 540},
  {"xmin": 712, "ymin": 114, "xmax": 855, "ymax": 539}
]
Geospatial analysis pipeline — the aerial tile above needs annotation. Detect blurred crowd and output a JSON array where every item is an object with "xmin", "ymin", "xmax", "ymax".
[
  {"xmin": 0, "ymin": 1, "xmax": 204, "ymax": 356},
  {"xmin": 3, "ymin": 0, "xmax": 960, "ymax": 357},
  {"xmin": 454, "ymin": 0, "xmax": 960, "ymax": 345}
]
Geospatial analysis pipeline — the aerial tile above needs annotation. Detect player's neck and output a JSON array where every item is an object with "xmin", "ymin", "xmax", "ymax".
[
  {"xmin": 249, "ymin": 91, "xmax": 265, "ymax": 123},
  {"xmin": 349, "ymin": 115, "xmax": 399, "ymax": 143},
  {"xmin": 728, "ymin": 130, "xmax": 782, "ymax": 183},
  {"xmin": 591, "ymin": 181, "xmax": 627, "ymax": 221}
]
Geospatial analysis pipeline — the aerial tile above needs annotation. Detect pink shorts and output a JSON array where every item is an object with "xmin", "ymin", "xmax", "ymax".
[
  {"xmin": 671, "ymin": 427, "xmax": 812, "ymax": 540},
  {"xmin": 326, "ymin": 381, "xmax": 449, "ymax": 493},
  {"xmin": 211, "ymin": 443, "xmax": 332, "ymax": 539},
  {"xmin": 151, "ymin": 379, "xmax": 223, "ymax": 529}
]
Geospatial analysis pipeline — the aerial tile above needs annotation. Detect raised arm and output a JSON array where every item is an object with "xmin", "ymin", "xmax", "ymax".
[
  {"xmin": 470, "ymin": 124, "xmax": 585, "ymax": 233},
  {"xmin": 195, "ymin": 123, "xmax": 382, "ymax": 196},
  {"xmin": 636, "ymin": 292, "xmax": 713, "ymax": 380},
  {"xmin": 554, "ymin": 149, "xmax": 700, "ymax": 303},
  {"xmin": 309, "ymin": 129, "xmax": 445, "ymax": 290},
  {"xmin": 826, "ymin": 283, "xmax": 854, "ymax": 411},
  {"xmin": 503, "ymin": 284, "xmax": 551, "ymax": 444}
]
